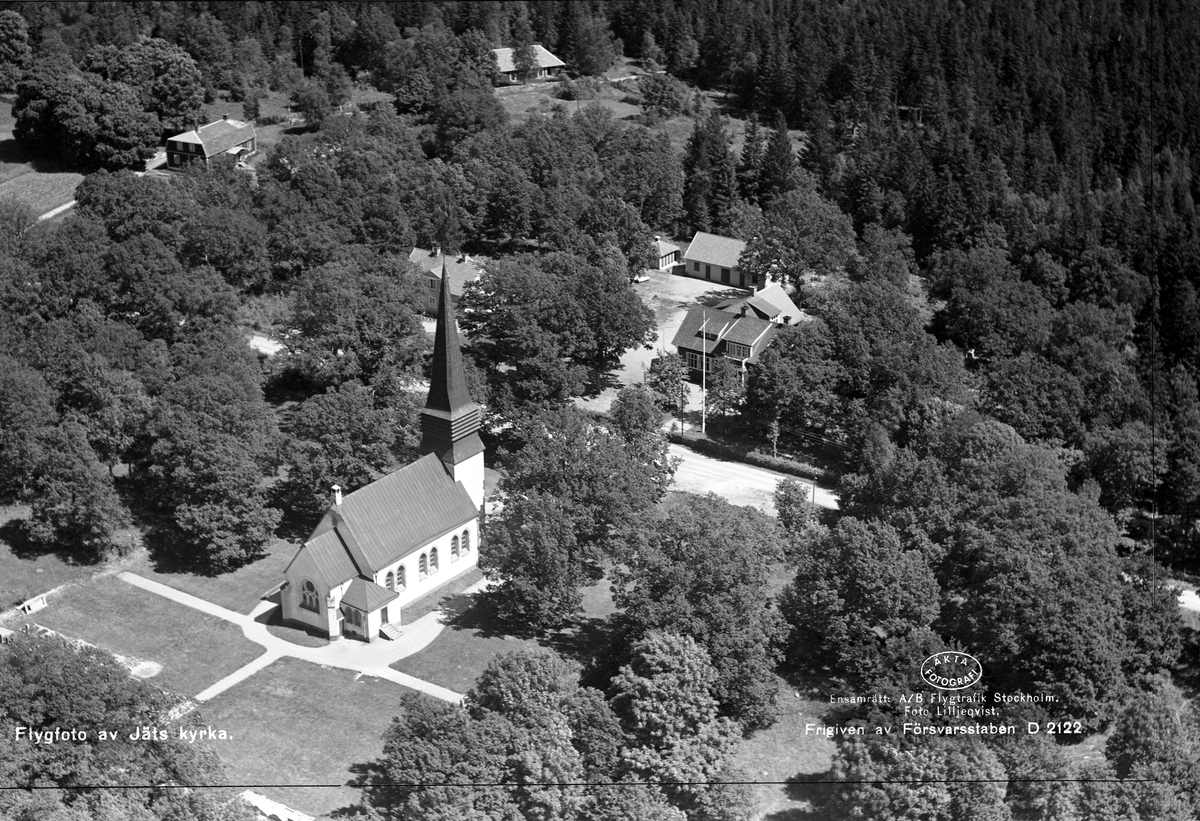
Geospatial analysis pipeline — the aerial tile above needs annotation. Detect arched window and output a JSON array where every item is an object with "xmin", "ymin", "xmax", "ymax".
[
  {"xmin": 430, "ymin": 548, "xmax": 439, "ymax": 573},
  {"xmin": 419, "ymin": 553, "xmax": 428, "ymax": 580},
  {"xmin": 301, "ymin": 581, "xmax": 319, "ymax": 612},
  {"xmin": 462, "ymin": 529, "xmax": 470, "ymax": 554},
  {"xmin": 385, "ymin": 571, "xmax": 395, "ymax": 591},
  {"xmin": 451, "ymin": 535, "xmax": 460, "ymax": 561},
  {"xmin": 398, "ymin": 565, "xmax": 406, "ymax": 590}
]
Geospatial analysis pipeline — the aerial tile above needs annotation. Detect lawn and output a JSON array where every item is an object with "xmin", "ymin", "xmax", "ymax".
[
  {"xmin": 0, "ymin": 133, "xmax": 82, "ymax": 216},
  {"xmin": 730, "ymin": 684, "xmax": 838, "ymax": 820},
  {"xmin": 392, "ymin": 577, "xmax": 617, "ymax": 693},
  {"xmin": 201, "ymin": 656, "xmax": 419, "ymax": 818},
  {"xmin": 0, "ymin": 505, "xmax": 105, "ymax": 610},
  {"xmin": 123, "ymin": 536, "xmax": 298, "ymax": 614},
  {"xmin": 391, "ymin": 591, "xmax": 542, "ymax": 694},
  {"xmin": 29, "ymin": 575, "xmax": 264, "ymax": 698}
]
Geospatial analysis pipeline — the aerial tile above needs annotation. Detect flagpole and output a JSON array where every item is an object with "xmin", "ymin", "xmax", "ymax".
[{"xmin": 701, "ymin": 315, "xmax": 708, "ymax": 434}]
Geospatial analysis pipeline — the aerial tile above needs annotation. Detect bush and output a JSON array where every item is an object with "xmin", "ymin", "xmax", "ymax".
[
  {"xmin": 666, "ymin": 430, "xmax": 828, "ymax": 482},
  {"xmin": 558, "ymin": 77, "xmax": 602, "ymax": 101}
]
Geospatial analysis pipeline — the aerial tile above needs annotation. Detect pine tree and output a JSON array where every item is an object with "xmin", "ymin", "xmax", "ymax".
[
  {"xmin": 682, "ymin": 111, "xmax": 737, "ymax": 234},
  {"xmin": 738, "ymin": 113, "xmax": 765, "ymax": 201},
  {"xmin": 760, "ymin": 110, "xmax": 797, "ymax": 204}
]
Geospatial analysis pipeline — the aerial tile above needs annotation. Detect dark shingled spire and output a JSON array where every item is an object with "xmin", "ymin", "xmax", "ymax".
[{"xmin": 420, "ymin": 265, "xmax": 483, "ymax": 466}]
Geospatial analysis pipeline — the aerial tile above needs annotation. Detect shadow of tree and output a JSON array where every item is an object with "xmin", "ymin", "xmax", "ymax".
[
  {"xmin": 765, "ymin": 768, "xmax": 839, "ymax": 821},
  {"xmin": 697, "ymin": 287, "xmax": 756, "ymax": 307},
  {"xmin": 0, "ymin": 517, "xmax": 108, "ymax": 568},
  {"xmin": 442, "ymin": 590, "xmax": 538, "ymax": 640},
  {"xmin": 0, "ymin": 137, "xmax": 81, "ymax": 174}
]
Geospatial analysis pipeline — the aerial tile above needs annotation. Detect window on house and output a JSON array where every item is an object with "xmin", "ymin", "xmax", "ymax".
[
  {"xmin": 430, "ymin": 548, "xmax": 439, "ymax": 573},
  {"xmin": 462, "ymin": 530, "xmax": 470, "ymax": 553},
  {"xmin": 385, "ymin": 571, "xmax": 395, "ymax": 591},
  {"xmin": 727, "ymin": 343, "xmax": 749, "ymax": 359},
  {"xmin": 693, "ymin": 261, "xmax": 699, "ymax": 272},
  {"xmin": 451, "ymin": 535, "xmax": 460, "ymax": 561},
  {"xmin": 398, "ymin": 566, "xmax": 406, "ymax": 590},
  {"xmin": 169, "ymin": 155, "xmax": 177, "ymax": 166},
  {"xmin": 301, "ymin": 581, "xmax": 319, "ymax": 612},
  {"xmin": 721, "ymin": 268, "xmax": 731, "ymax": 279},
  {"xmin": 705, "ymin": 264, "xmax": 712, "ymax": 278},
  {"xmin": 419, "ymin": 553, "xmax": 428, "ymax": 580},
  {"xmin": 685, "ymin": 351, "xmax": 701, "ymax": 370}
]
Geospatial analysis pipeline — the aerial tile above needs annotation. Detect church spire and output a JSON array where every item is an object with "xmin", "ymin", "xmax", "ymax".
[
  {"xmin": 420, "ymin": 265, "xmax": 485, "ymax": 506},
  {"xmin": 425, "ymin": 263, "xmax": 475, "ymax": 416}
]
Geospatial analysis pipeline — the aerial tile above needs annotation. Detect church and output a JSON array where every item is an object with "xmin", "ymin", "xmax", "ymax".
[{"xmin": 280, "ymin": 269, "xmax": 484, "ymax": 642}]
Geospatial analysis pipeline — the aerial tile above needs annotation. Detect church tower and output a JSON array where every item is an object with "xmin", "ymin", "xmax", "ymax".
[{"xmin": 420, "ymin": 265, "xmax": 485, "ymax": 509}]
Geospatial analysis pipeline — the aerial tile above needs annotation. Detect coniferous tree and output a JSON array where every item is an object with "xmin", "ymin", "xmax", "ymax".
[
  {"xmin": 738, "ymin": 113, "xmax": 765, "ymax": 202},
  {"xmin": 760, "ymin": 110, "xmax": 797, "ymax": 204}
]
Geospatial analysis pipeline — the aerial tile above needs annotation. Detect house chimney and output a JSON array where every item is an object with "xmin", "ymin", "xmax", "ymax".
[
  {"xmin": 332, "ymin": 484, "xmax": 343, "ymax": 506},
  {"xmin": 740, "ymin": 305, "xmax": 748, "ymax": 317},
  {"xmin": 222, "ymin": 112, "xmax": 229, "ymax": 120}
]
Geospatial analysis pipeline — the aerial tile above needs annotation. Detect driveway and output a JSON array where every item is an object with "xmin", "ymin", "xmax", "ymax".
[
  {"xmin": 668, "ymin": 444, "xmax": 839, "ymax": 517},
  {"xmin": 576, "ymin": 267, "xmax": 750, "ymax": 413}
]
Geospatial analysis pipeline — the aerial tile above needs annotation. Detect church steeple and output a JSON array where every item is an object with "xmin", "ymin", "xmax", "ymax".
[{"xmin": 420, "ymin": 265, "xmax": 485, "ymax": 507}]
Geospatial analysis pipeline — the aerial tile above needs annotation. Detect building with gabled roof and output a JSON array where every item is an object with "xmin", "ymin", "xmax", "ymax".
[
  {"xmin": 408, "ymin": 247, "xmax": 485, "ymax": 315},
  {"xmin": 682, "ymin": 231, "xmax": 756, "ymax": 289},
  {"xmin": 654, "ymin": 236, "xmax": 681, "ymax": 271},
  {"xmin": 713, "ymin": 282, "xmax": 804, "ymax": 325},
  {"xmin": 670, "ymin": 303, "xmax": 780, "ymax": 383},
  {"xmin": 492, "ymin": 44, "xmax": 566, "ymax": 83},
  {"xmin": 166, "ymin": 115, "xmax": 257, "ymax": 171},
  {"xmin": 280, "ymin": 268, "xmax": 484, "ymax": 643}
]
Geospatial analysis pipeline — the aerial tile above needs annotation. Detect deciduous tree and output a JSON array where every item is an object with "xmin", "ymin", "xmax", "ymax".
[{"xmin": 614, "ymin": 498, "xmax": 786, "ymax": 728}]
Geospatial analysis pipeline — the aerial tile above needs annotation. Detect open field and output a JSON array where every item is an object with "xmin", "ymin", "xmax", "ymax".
[
  {"xmin": 28, "ymin": 575, "xmax": 264, "ymax": 697},
  {"xmin": 201, "ymin": 656, "xmax": 417, "ymax": 818},
  {"xmin": 0, "ymin": 505, "xmax": 107, "ymax": 610}
]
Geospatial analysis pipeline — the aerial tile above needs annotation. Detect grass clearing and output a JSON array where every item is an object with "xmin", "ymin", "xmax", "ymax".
[
  {"xmin": 0, "ymin": 139, "xmax": 83, "ymax": 215},
  {"xmin": 391, "ymin": 592, "xmax": 542, "ymax": 693},
  {"xmin": 201, "ymin": 656, "xmax": 418, "ymax": 818},
  {"xmin": 732, "ymin": 684, "xmax": 838, "ymax": 820},
  {"xmin": 123, "ymin": 537, "xmax": 298, "ymax": 615},
  {"xmin": 0, "ymin": 505, "xmax": 106, "ymax": 610},
  {"xmin": 393, "ymin": 577, "xmax": 617, "ymax": 693},
  {"xmin": 29, "ymin": 575, "xmax": 264, "ymax": 697}
]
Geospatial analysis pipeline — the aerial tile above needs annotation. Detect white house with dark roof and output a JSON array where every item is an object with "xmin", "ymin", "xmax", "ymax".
[
  {"xmin": 670, "ymin": 303, "xmax": 780, "ymax": 383},
  {"xmin": 492, "ymin": 44, "xmax": 566, "ymax": 83},
  {"xmin": 166, "ymin": 115, "xmax": 257, "ymax": 170},
  {"xmin": 408, "ymin": 247, "xmax": 485, "ymax": 315},
  {"xmin": 281, "ymin": 270, "xmax": 484, "ymax": 642},
  {"xmin": 654, "ymin": 236, "xmax": 681, "ymax": 270},
  {"xmin": 682, "ymin": 231, "xmax": 752, "ymax": 288}
]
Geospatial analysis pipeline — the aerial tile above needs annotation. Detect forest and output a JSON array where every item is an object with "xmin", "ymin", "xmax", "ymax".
[{"xmin": 1, "ymin": 1, "xmax": 1200, "ymax": 820}]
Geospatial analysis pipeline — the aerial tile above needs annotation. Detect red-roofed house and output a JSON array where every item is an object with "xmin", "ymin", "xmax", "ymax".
[
  {"xmin": 408, "ymin": 247, "xmax": 485, "ymax": 315},
  {"xmin": 166, "ymin": 115, "xmax": 257, "ymax": 170},
  {"xmin": 281, "ymin": 269, "xmax": 485, "ymax": 642}
]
